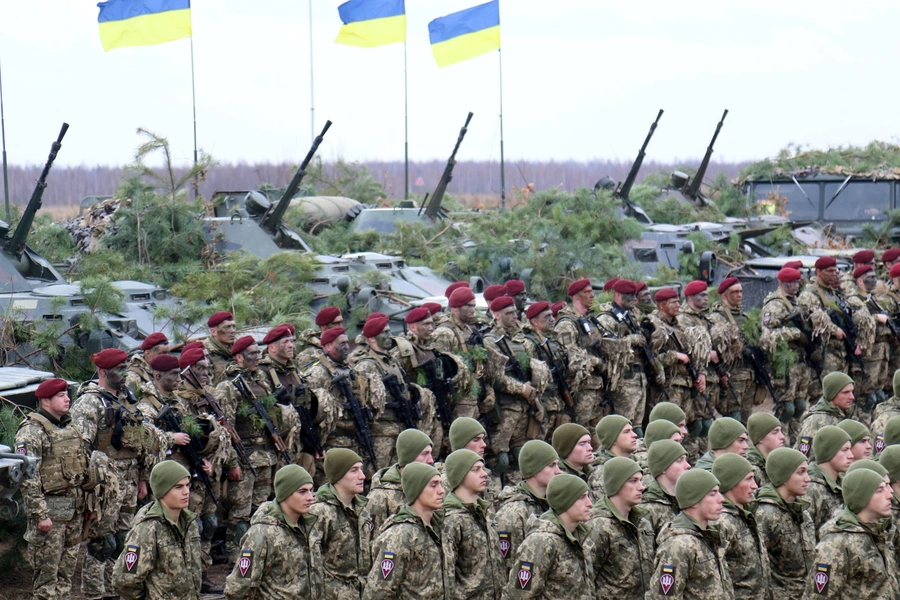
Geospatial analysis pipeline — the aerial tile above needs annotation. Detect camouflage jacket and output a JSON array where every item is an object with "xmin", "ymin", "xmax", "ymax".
[
  {"xmin": 309, "ymin": 484, "xmax": 374, "ymax": 599},
  {"xmin": 258, "ymin": 353, "xmax": 304, "ymax": 391},
  {"xmin": 522, "ymin": 325, "xmax": 588, "ymax": 412},
  {"xmin": 552, "ymin": 305, "xmax": 604, "ymax": 390},
  {"xmin": 111, "ymin": 501, "xmax": 202, "ymax": 600},
  {"xmin": 871, "ymin": 396, "xmax": 900, "ymax": 454},
  {"xmin": 718, "ymin": 499, "xmax": 771, "ymax": 600},
  {"xmin": 483, "ymin": 323, "xmax": 544, "ymax": 403},
  {"xmin": 204, "ymin": 336, "xmax": 233, "ymax": 386},
  {"xmin": 756, "ymin": 484, "xmax": 816, "ymax": 599},
  {"xmin": 586, "ymin": 496, "xmax": 653, "ymax": 600},
  {"xmin": 845, "ymin": 287, "xmax": 877, "ymax": 353},
  {"xmin": 797, "ymin": 277, "xmax": 846, "ymax": 353},
  {"xmin": 595, "ymin": 303, "xmax": 646, "ymax": 368},
  {"xmin": 695, "ymin": 450, "xmax": 716, "ymax": 472},
  {"xmin": 708, "ymin": 301, "xmax": 751, "ymax": 371},
  {"xmin": 586, "ymin": 448, "xmax": 620, "ymax": 501},
  {"xmin": 364, "ymin": 505, "xmax": 447, "ymax": 600},
  {"xmin": 645, "ymin": 512, "xmax": 734, "ymax": 600},
  {"xmin": 442, "ymin": 493, "xmax": 503, "ymax": 600},
  {"xmin": 746, "ymin": 446, "xmax": 769, "ymax": 487},
  {"xmin": 295, "ymin": 328, "xmax": 322, "ymax": 366},
  {"xmin": 645, "ymin": 310, "xmax": 707, "ymax": 388},
  {"xmin": 432, "ymin": 314, "xmax": 487, "ymax": 392},
  {"xmin": 558, "ymin": 458, "xmax": 592, "ymax": 484},
  {"xmin": 352, "ymin": 345, "xmax": 436, "ymax": 432},
  {"xmin": 494, "ymin": 481, "xmax": 549, "ymax": 573},
  {"xmin": 796, "ymin": 398, "xmax": 849, "ymax": 459},
  {"xmin": 641, "ymin": 479, "xmax": 679, "ymax": 540},
  {"xmin": 806, "ymin": 463, "xmax": 844, "ymax": 540},
  {"xmin": 501, "ymin": 511, "xmax": 595, "ymax": 600},
  {"xmin": 175, "ymin": 383, "xmax": 238, "ymax": 470},
  {"xmin": 678, "ymin": 303, "xmax": 714, "ymax": 372},
  {"xmin": 125, "ymin": 354, "xmax": 153, "ymax": 391},
  {"xmin": 224, "ymin": 500, "xmax": 322, "ymax": 599},
  {"xmin": 367, "ymin": 463, "xmax": 405, "ymax": 533},
  {"xmin": 761, "ymin": 289, "xmax": 809, "ymax": 352},
  {"xmin": 803, "ymin": 509, "xmax": 899, "ymax": 599}
]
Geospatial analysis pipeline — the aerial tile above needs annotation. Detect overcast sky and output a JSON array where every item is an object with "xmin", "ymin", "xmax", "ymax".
[{"xmin": 1, "ymin": 1, "xmax": 898, "ymax": 168}]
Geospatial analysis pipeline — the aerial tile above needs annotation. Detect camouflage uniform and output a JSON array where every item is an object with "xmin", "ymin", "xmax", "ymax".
[
  {"xmin": 746, "ymin": 446, "xmax": 770, "ymax": 487},
  {"xmin": 501, "ymin": 511, "xmax": 595, "ymax": 600},
  {"xmin": 795, "ymin": 400, "xmax": 849, "ymax": 461},
  {"xmin": 259, "ymin": 351, "xmax": 319, "ymax": 475},
  {"xmin": 678, "ymin": 303, "xmax": 716, "ymax": 455},
  {"xmin": 125, "ymin": 353, "xmax": 153, "ymax": 391},
  {"xmin": 558, "ymin": 458, "xmax": 592, "ymax": 484},
  {"xmin": 858, "ymin": 291, "xmax": 892, "ymax": 398},
  {"xmin": 875, "ymin": 281, "xmax": 900, "ymax": 396},
  {"xmin": 494, "ymin": 481, "xmax": 550, "ymax": 575},
  {"xmin": 871, "ymin": 395, "xmax": 900, "ymax": 454},
  {"xmin": 756, "ymin": 483, "xmax": 816, "ymax": 599},
  {"xmin": 225, "ymin": 500, "xmax": 322, "ymax": 598},
  {"xmin": 717, "ymin": 498, "xmax": 771, "ymax": 600},
  {"xmin": 309, "ymin": 483, "xmax": 374, "ymax": 600},
  {"xmin": 442, "ymin": 493, "xmax": 503, "ymax": 600},
  {"xmin": 708, "ymin": 301, "xmax": 756, "ymax": 422},
  {"xmin": 111, "ymin": 500, "xmax": 202, "ymax": 600},
  {"xmin": 646, "ymin": 512, "xmax": 734, "ymax": 600},
  {"xmin": 295, "ymin": 327, "xmax": 322, "ymax": 366},
  {"xmin": 522, "ymin": 324, "xmax": 585, "ymax": 440},
  {"xmin": 364, "ymin": 505, "xmax": 448, "ymax": 600},
  {"xmin": 586, "ymin": 448, "xmax": 617, "ymax": 501},
  {"xmin": 805, "ymin": 462, "xmax": 844, "ymax": 539},
  {"xmin": 843, "ymin": 287, "xmax": 879, "ymax": 420},
  {"xmin": 15, "ymin": 409, "xmax": 89, "ymax": 600},
  {"xmin": 641, "ymin": 479, "xmax": 679, "ymax": 540},
  {"xmin": 204, "ymin": 336, "xmax": 233, "ymax": 386},
  {"xmin": 797, "ymin": 276, "xmax": 851, "ymax": 396},
  {"xmin": 368, "ymin": 463, "xmax": 406, "ymax": 532},
  {"xmin": 596, "ymin": 302, "xmax": 651, "ymax": 429},
  {"xmin": 803, "ymin": 509, "xmax": 899, "ymax": 599},
  {"xmin": 585, "ymin": 496, "xmax": 654, "ymax": 600},
  {"xmin": 432, "ymin": 314, "xmax": 494, "ymax": 420}
]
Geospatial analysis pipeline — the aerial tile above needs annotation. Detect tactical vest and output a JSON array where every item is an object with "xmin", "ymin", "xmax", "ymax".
[
  {"xmin": 232, "ymin": 375, "xmax": 275, "ymax": 447},
  {"xmin": 356, "ymin": 352, "xmax": 409, "ymax": 423},
  {"xmin": 90, "ymin": 389, "xmax": 144, "ymax": 461},
  {"xmin": 25, "ymin": 413, "xmax": 88, "ymax": 494},
  {"xmin": 524, "ymin": 332, "xmax": 563, "ymax": 395},
  {"xmin": 485, "ymin": 329, "xmax": 531, "ymax": 404}
]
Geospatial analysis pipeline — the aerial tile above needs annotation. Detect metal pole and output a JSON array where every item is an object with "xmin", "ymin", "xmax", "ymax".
[
  {"xmin": 498, "ymin": 48, "xmax": 506, "ymax": 211},
  {"xmin": 309, "ymin": 0, "xmax": 315, "ymax": 145},
  {"xmin": 0, "ymin": 53, "xmax": 9, "ymax": 222},
  {"xmin": 404, "ymin": 42, "xmax": 409, "ymax": 201},
  {"xmin": 190, "ymin": 35, "xmax": 198, "ymax": 199}
]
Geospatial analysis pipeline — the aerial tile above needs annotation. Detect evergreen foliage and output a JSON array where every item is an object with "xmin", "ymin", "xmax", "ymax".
[{"xmin": 739, "ymin": 141, "xmax": 900, "ymax": 180}]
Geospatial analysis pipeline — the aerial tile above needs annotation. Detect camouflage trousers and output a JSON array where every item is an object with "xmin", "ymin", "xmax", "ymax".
[
  {"xmin": 25, "ymin": 492, "xmax": 84, "ymax": 600},
  {"xmin": 225, "ymin": 462, "xmax": 275, "ymax": 524},
  {"xmin": 610, "ymin": 370, "xmax": 648, "ymax": 431},
  {"xmin": 715, "ymin": 367, "xmax": 752, "ymax": 421},
  {"xmin": 573, "ymin": 386, "xmax": 604, "ymax": 430},
  {"xmin": 668, "ymin": 384, "xmax": 709, "ymax": 464},
  {"xmin": 189, "ymin": 475, "xmax": 221, "ymax": 569},
  {"xmin": 82, "ymin": 457, "xmax": 138, "ymax": 599},
  {"xmin": 887, "ymin": 345, "xmax": 900, "ymax": 395},
  {"xmin": 372, "ymin": 419, "xmax": 403, "ymax": 472},
  {"xmin": 544, "ymin": 409, "xmax": 572, "ymax": 442},
  {"xmin": 493, "ymin": 400, "xmax": 529, "ymax": 454},
  {"xmin": 808, "ymin": 346, "xmax": 847, "ymax": 401}
]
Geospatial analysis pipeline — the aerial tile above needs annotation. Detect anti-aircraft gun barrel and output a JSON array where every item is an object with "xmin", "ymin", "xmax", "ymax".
[
  {"xmin": 421, "ymin": 111, "xmax": 473, "ymax": 221},
  {"xmin": 261, "ymin": 120, "xmax": 332, "ymax": 233},
  {"xmin": 684, "ymin": 109, "xmax": 728, "ymax": 201},
  {"xmin": 6, "ymin": 122, "xmax": 68, "ymax": 258},
  {"xmin": 615, "ymin": 109, "xmax": 663, "ymax": 202}
]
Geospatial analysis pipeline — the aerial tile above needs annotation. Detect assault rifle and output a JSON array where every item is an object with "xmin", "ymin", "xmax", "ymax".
[
  {"xmin": 828, "ymin": 296, "xmax": 866, "ymax": 376},
  {"xmin": 232, "ymin": 374, "xmax": 291, "ymax": 464},
  {"xmin": 495, "ymin": 335, "xmax": 545, "ymax": 436},
  {"xmin": 156, "ymin": 405, "xmax": 219, "ymax": 505},
  {"xmin": 99, "ymin": 389, "xmax": 142, "ymax": 452},
  {"xmin": 743, "ymin": 345, "xmax": 780, "ymax": 407},
  {"xmin": 867, "ymin": 294, "xmax": 900, "ymax": 345},
  {"xmin": 540, "ymin": 338, "xmax": 576, "ymax": 420},
  {"xmin": 333, "ymin": 373, "xmax": 377, "ymax": 466},
  {"xmin": 382, "ymin": 372, "xmax": 422, "ymax": 430},
  {"xmin": 274, "ymin": 384, "xmax": 324, "ymax": 458},
  {"xmin": 612, "ymin": 306, "xmax": 667, "ymax": 392},
  {"xmin": 667, "ymin": 330, "xmax": 711, "ymax": 415},
  {"xmin": 421, "ymin": 357, "xmax": 454, "ymax": 430},
  {"xmin": 709, "ymin": 342, "xmax": 741, "ymax": 409},
  {"xmin": 786, "ymin": 311, "xmax": 823, "ymax": 380}
]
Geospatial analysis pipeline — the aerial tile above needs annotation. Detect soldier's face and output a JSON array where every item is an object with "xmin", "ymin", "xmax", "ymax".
[
  {"xmin": 156, "ymin": 368, "xmax": 182, "ymax": 394},
  {"xmin": 374, "ymin": 329, "xmax": 394, "ymax": 350},
  {"xmin": 465, "ymin": 433, "xmax": 487, "ymax": 457},
  {"xmin": 850, "ymin": 437, "xmax": 872, "ymax": 461},
  {"xmin": 270, "ymin": 336, "xmax": 296, "ymax": 362},
  {"xmin": 213, "ymin": 320, "xmax": 237, "ymax": 345},
  {"xmin": 325, "ymin": 336, "xmax": 350, "ymax": 362},
  {"xmin": 144, "ymin": 344, "xmax": 169, "ymax": 362},
  {"xmin": 462, "ymin": 461, "xmax": 488, "ymax": 494},
  {"xmin": 687, "ymin": 291, "xmax": 709, "ymax": 311},
  {"xmin": 532, "ymin": 459, "xmax": 561, "ymax": 488},
  {"xmin": 724, "ymin": 433, "xmax": 751, "ymax": 458},
  {"xmin": 615, "ymin": 424, "xmax": 639, "ymax": 454},
  {"xmin": 415, "ymin": 445, "xmax": 435, "ymax": 466},
  {"xmin": 722, "ymin": 286, "xmax": 743, "ymax": 309},
  {"xmin": 695, "ymin": 486, "xmax": 724, "ymax": 522},
  {"xmin": 616, "ymin": 473, "xmax": 645, "ymax": 508},
  {"xmin": 780, "ymin": 280, "xmax": 801, "ymax": 296},
  {"xmin": 817, "ymin": 266, "xmax": 839, "ymax": 288},
  {"xmin": 638, "ymin": 290, "xmax": 652, "ymax": 305},
  {"xmin": 759, "ymin": 426, "xmax": 785, "ymax": 454},
  {"xmin": 161, "ymin": 477, "xmax": 192, "ymax": 511},
  {"xmin": 784, "ymin": 462, "xmax": 811, "ymax": 497},
  {"xmin": 831, "ymin": 384, "xmax": 855, "ymax": 410},
  {"xmin": 617, "ymin": 292, "xmax": 637, "ymax": 310},
  {"xmin": 337, "ymin": 463, "xmax": 366, "ymax": 496},
  {"xmin": 529, "ymin": 310, "xmax": 554, "ymax": 333},
  {"xmin": 663, "ymin": 455, "xmax": 691, "ymax": 482},
  {"xmin": 829, "ymin": 442, "xmax": 854, "ymax": 473},
  {"xmin": 456, "ymin": 302, "xmax": 477, "ymax": 324},
  {"xmin": 659, "ymin": 299, "xmax": 680, "ymax": 318},
  {"xmin": 727, "ymin": 472, "xmax": 758, "ymax": 507},
  {"xmin": 104, "ymin": 366, "xmax": 127, "ymax": 391},
  {"xmin": 42, "ymin": 390, "xmax": 71, "ymax": 419},
  {"xmin": 418, "ymin": 475, "xmax": 444, "ymax": 510},
  {"xmin": 861, "ymin": 275, "xmax": 877, "ymax": 292},
  {"xmin": 513, "ymin": 292, "xmax": 527, "ymax": 312},
  {"xmin": 285, "ymin": 483, "xmax": 315, "ymax": 515},
  {"xmin": 867, "ymin": 481, "xmax": 894, "ymax": 519},
  {"xmin": 190, "ymin": 360, "xmax": 212, "ymax": 387},
  {"xmin": 498, "ymin": 307, "xmax": 519, "ymax": 329},
  {"xmin": 576, "ymin": 287, "xmax": 594, "ymax": 308},
  {"xmin": 677, "ymin": 420, "xmax": 689, "ymax": 439},
  {"xmin": 238, "ymin": 345, "xmax": 262, "ymax": 371},
  {"xmin": 566, "ymin": 492, "xmax": 593, "ymax": 523},
  {"xmin": 409, "ymin": 318, "xmax": 435, "ymax": 341},
  {"xmin": 568, "ymin": 435, "xmax": 594, "ymax": 467}
]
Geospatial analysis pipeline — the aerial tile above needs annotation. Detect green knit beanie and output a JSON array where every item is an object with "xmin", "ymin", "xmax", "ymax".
[
  {"xmin": 813, "ymin": 425, "xmax": 851, "ymax": 464},
  {"xmin": 644, "ymin": 420, "xmax": 679, "ymax": 447},
  {"xmin": 884, "ymin": 416, "xmax": 900, "ymax": 448},
  {"xmin": 324, "ymin": 448, "xmax": 362, "ymax": 484},
  {"xmin": 766, "ymin": 447, "xmax": 807, "ymax": 487},
  {"xmin": 648, "ymin": 439, "xmax": 687, "ymax": 478},
  {"xmin": 595, "ymin": 415, "xmax": 630, "ymax": 450},
  {"xmin": 878, "ymin": 445, "xmax": 900, "ymax": 482},
  {"xmin": 748, "ymin": 413, "xmax": 781, "ymax": 446},
  {"xmin": 396, "ymin": 429, "xmax": 433, "ymax": 467},
  {"xmin": 401, "ymin": 462, "xmax": 440, "ymax": 504},
  {"xmin": 893, "ymin": 369, "xmax": 900, "ymax": 398},
  {"xmin": 675, "ymin": 469, "xmax": 719, "ymax": 509},
  {"xmin": 552, "ymin": 423, "xmax": 591, "ymax": 459},
  {"xmin": 712, "ymin": 453, "xmax": 753, "ymax": 493},
  {"xmin": 822, "ymin": 371, "xmax": 853, "ymax": 402},
  {"xmin": 449, "ymin": 417, "xmax": 486, "ymax": 452},
  {"xmin": 604, "ymin": 456, "xmax": 641, "ymax": 496},
  {"xmin": 847, "ymin": 459, "xmax": 888, "ymax": 478},
  {"xmin": 546, "ymin": 473, "xmax": 589, "ymax": 514},
  {"xmin": 837, "ymin": 419, "xmax": 870, "ymax": 446},
  {"xmin": 519, "ymin": 440, "xmax": 559, "ymax": 479},
  {"xmin": 842, "ymin": 468, "xmax": 885, "ymax": 513},
  {"xmin": 709, "ymin": 417, "xmax": 747, "ymax": 451},
  {"xmin": 445, "ymin": 449, "xmax": 483, "ymax": 491},
  {"xmin": 649, "ymin": 402, "xmax": 686, "ymax": 425},
  {"xmin": 150, "ymin": 460, "xmax": 190, "ymax": 499},
  {"xmin": 274, "ymin": 464, "xmax": 313, "ymax": 502}
]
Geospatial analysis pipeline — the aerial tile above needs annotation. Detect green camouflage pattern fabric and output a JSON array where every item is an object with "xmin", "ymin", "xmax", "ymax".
[
  {"xmin": 596, "ymin": 306, "xmax": 650, "ymax": 427},
  {"xmin": 585, "ymin": 496, "xmax": 653, "ymax": 600},
  {"xmin": 204, "ymin": 336, "xmax": 234, "ymax": 387},
  {"xmin": 494, "ymin": 481, "xmax": 550, "ymax": 574},
  {"xmin": 125, "ymin": 354, "xmax": 153, "ymax": 391},
  {"xmin": 797, "ymin": 278, "xmax": 850, "ymax": 378},
  {"xmin": 796, "ymin": 400, "xmax": 849, "ymax": 461},
  {"xmin": 640, "ymin": 479, "xmax": 679, "ymax": 540},
  {"xmin": 441, "ymin": 493, "xmax": 503, "ymax": 600},
  {"xmin": 586, "ymin": 448, "xmax": 615, "ymax": 502},
  {"xmin": 756, "ymin": 483, "xmax": 816, "ymax": 598},
  {"xmin": 871, "ymin": 396, "xmax": 900, "ymax": 453},
  {"xmin": 806, "ymin": 462, "xmax": 844, "ymax": 539},
  {"xmin": 367, "ymin": 464, "xmax": 405, "ymax": 533},
  {"xmin": 717, "ymin": 499, "xmax": 771, "ymax": 600},
  {"xmin": 746, "ymin": 446, "xmax": 770, "ymax": 487}
]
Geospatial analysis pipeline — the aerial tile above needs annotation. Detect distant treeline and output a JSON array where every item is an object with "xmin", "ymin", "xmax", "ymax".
[{"xmin": 3, "ymin": 159, "xmax": 750, "ymax": 208}]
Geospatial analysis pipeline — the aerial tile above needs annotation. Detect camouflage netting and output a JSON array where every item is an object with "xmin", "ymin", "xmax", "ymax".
[
  {"xmin": 65, "ymin": 197, "xmax": 125, "ymax": 254},
  {"xmin": 736, "ymin": 141, "xmax": 900, "ymax": 183}
]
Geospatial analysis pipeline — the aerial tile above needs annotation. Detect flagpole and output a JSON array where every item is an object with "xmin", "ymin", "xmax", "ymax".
[
  {"xmin": 0, "ymin": 53, "xmax": 9, "ymax": 222},
  {"xmin": 309, "ymin": 0, "xmax": 315, "ymax": 145},
  {"xmin": 404, "ymin": 41, "xmax": 409, "ymax": 201},
  {"xmin": 189, "ymin": 35, "xmax": 199, "ymax": 199},
  {"xmin": 498, "ymin": 48, "xmax": 506, "ymax": 211}
]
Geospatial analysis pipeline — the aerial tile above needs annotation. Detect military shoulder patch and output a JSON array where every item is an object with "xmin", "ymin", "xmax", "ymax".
[
  {"xmin": 14, "ymin": 441, "xmax": 26, "ymax": 455},
  {"xmin": 381, "ymin": 551, "xmax": 395, "ymax": 579},
  {"xmin": 659, "ymin": 564, "xmax": 675, "ymax": 595},
  {"xmin": 517, "ymin": 561, "xmax": 533, "ymax": 589},
  {"xmin": 763, "ymin": 312, "xmax": 771, "ymax": 326},
  {"xmin": 239, "ymin": 549, "xmax": 252, "ymax": 577},
  {"xmin": 124, "ymin": 544, "xmax": 139, "ymax": 572},
  {"xmin": 814, "ymin": 563, "xmax": 830, "ymax": 594},
  {"xmin": 875, "ymin": 433, "xmax": 885, "ymax": 454},
  {"xmin": 498, "ymin": 531, "xmax": 511, "ymax": 558},
  {"xmin": 798, "ymin": 436, "xmax": 812, "ymax": 457}
]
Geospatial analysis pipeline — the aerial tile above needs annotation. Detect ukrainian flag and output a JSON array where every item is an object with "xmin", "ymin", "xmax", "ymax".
[
  {"xmin": 98, "ymin": 0, "xmax": 192, "ymax": 52},
  {"xmin": 335, "ymin": 0, "xmax": 406, "ymax": 48},
  {"xmin": 428, "ymin": 1, "xmax": 500, "ymax": 68}
]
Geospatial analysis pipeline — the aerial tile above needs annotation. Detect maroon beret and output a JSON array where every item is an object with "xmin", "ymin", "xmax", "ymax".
[
  {"xmin": 179, "ymin": 347, "xmax": 206, "ymax": 370},
  {"xmin": 141, "ymin": 332, "xmax": 168, "ymax": 351},
  {"xmin": 683, "ymin": 280, "xmax": 708, "ymax": 297},
  {"xmin": 362, "ymin": 316, "xmax": 389, "ymax": 338},
  {"xmin": 882, "ymin": 248, "xmax": 900, "ymax": 263},
  {"xmin": 91, "ymin": 348, "xmax": 128, "ymax": 369},
  {"xmin": 262, "ymin": 324, "xmax": 294, "ymax": 345},
  {"xmin": 231, "ymin": 335, "xmax": 256, "ymax": 356},
  {"xmin": 449, "ymin": 287, "xmax": 476, "ymax": 308},
  {"xmin": 567, "ymin": 278, "xmax": 591, "ymax": 297},
  {"xmin": 320, "ymin": 327, "xmax": 346, "ymax": 346},
  {"xmin": 891, "ymin": 264, "xmax": 900, "ymax": 279},
  {"xmin": 315, "ymin": 306, "xmax": 342, "ymax": 327},
  {"xmin": 182, "ymin": 340, "xmax": 205, "ymax": 353},
  {"xmin": 367, "ymin": 312, "xmax": 388, "ymax": 321},
  {"xmin": 777, "ymin": 268, "xmax": 802, "ymax": 283},
  {"xmin": 635, "ymin": 281, "xmax": 648, "ymax": 292},
  {"xmin": 506, "ymin": 279, "xmax": 526, "ymax": 295},
  {"xmin": 490, "ymin": 296, "xmax": 515, "ymax": 312},
  {"xmin": 483, "ymin": 284, "xmax": 508, "ymax": 302},
  {"xmin": 550, "ymin": 301, "xmax": 565, "ymax": 316},
  {"xmin": 405, "ymin": 307, "xmax": 431, "ymax": 323},
  {"xmin": 207, "ymin": 311, "xmax": 234, "ymax": 328},
  {"xmin": 422, "ymin": 302, "xmax": 443, "ymax": 315},
  {"xmin": 853, "ymin": 265, "xmax": 874, "ymax": 279},
  {"xmin": 36, "ymin": 378, "xmax": 68, "ymax": 400},
  {"xmin": 783, "ymin": 260, "xmax": 803, "ymax": 270},
  {"xmin": 815, "ymin": 256, "xmax": 837, "ymax": 269},
  {"xmin": 612, "ymin": 279, "xmax": 638, "ymax": 294},
  {"xmin": 654, "ymin": 288, "xmax": 678, "ymax": 303},
  {"xmin": 150, "ymin": 354, "xmax": 180, "ymax": 372},
  {"xmin": 602, "ymin": 278, "xmax": 620, "ymax": 292},
  {"xmin": 852, "ymin": 250, "xmax": 875, "ymax": 264},
  {"xmin": 526, "ymin": 301, "xmax": 551, "ymax": 320},
  {"xmin": 717, "ymin": 277, "xmax": 740, "ymax": 294},
  {"xmin": 444, "ymin": 281, "xmax": 470, "ymax": 298}
]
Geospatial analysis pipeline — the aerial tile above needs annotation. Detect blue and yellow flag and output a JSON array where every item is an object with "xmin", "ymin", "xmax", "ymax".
[
  {"xmin": 428, "ymin": 0, "xmax": 500, "ymax": 68},
  {"xmin": 335, "ymin": 0, "xmax": 406, "ymax": 48},
  {"xmin": 97, "ymin": 0, "xmax": 192, "ymax": 52}
]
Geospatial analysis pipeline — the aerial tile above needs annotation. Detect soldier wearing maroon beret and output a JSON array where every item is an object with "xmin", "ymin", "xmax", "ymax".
[
  {"xmin": 881, "ymin": 248, "xmax": 900, "ymax": 283},
  {"xmin": 676, "ymin": 280, "xmax": 715, "ymax": 459},
  {"xmin": 483, "ymin": 284, "xmax": 509, "ymax": 304},
  {"xmin": 847, "ymin": 262, "xmax": 888, "ymax": 413},
  {"xmin": 126, "ymin": 332, "xmax": 170, "ymax": 391},
  {"xmin": 635, "ymin": 281, "xmax": 654, "ymax": 314},
  {"xmin": 506, "ymin": 279, "xmax": 528, "ymax": 322},
  {"xmin": 709, "ymin": 276, "xmax": 757, "ymax": 423},
  {"xmin": 204, "ymin": 311, "xmax": 236, "ymax": 386},
  {"xmin": 296, "ymin": 306, "xmax": 343, "ymax": 366},
  {"xmin": 839, "ymin": 249, "xmax": 875, "ymax": 297}
]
